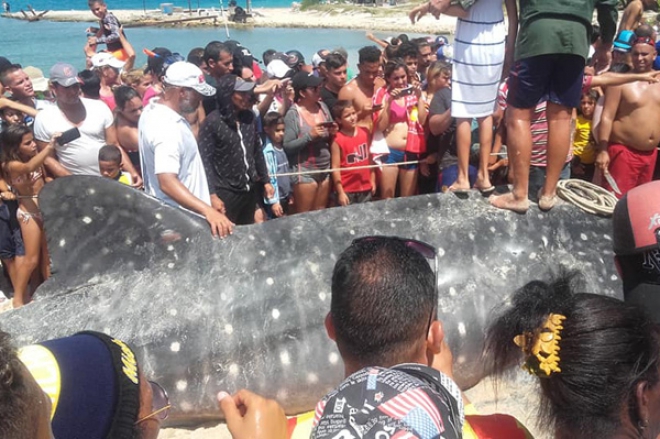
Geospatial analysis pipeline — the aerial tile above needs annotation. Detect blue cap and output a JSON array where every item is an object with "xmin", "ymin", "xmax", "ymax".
[{"xmin": 613, "ymin": 30, "xmax": 635, "ymax": 53}]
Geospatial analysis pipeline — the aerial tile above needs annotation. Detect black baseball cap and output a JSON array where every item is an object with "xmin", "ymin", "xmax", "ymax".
[
  {"xmin": 286, "ymin": 50, "xmax": 305, "ymax": 66},
  {"xmin": 291, "ymin": 71, "xmax": 322, "ymax": 90}
]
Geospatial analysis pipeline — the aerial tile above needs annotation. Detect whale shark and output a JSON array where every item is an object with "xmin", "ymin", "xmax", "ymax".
[{"xmin": 0, "ymin": 176, "xmax": 621, "ymax": 426}]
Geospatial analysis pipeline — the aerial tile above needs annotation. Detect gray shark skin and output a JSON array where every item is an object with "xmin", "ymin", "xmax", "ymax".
[{"xmin": 0, "ymin": 176, "xmax": 621, "ymax": 426}]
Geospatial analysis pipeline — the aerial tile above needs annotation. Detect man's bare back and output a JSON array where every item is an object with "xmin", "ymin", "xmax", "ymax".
[
  {"xmin": 610, "ymin": 81, "xmax": 660, "ymax": 151},
  {"xmin": 338, "ymin": 76, "xmax": 385, "ymax": 132}
]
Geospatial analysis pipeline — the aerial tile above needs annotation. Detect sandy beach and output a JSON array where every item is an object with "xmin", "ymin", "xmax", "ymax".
[{"xmin": 2, "ymin": 6, "xmax": 459, "ymax": 34}]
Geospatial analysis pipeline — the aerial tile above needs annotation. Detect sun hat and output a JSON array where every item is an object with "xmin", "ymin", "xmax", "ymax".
[
  {"xmin": 23, "ymin": 66, "xmax": 49, "ymax": 92},
  {"xmin": 163, "ymin": 61, "xmax": 216, "ymax": 96}
]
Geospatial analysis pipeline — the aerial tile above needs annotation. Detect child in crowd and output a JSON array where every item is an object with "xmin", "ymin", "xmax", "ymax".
[
  {"xmin": 0, "ymin": 105, "xmax": 22, "ymax": 133},
  {"xmin": 572, "ymin": 90, "xmax": 598, "ymax": 182},
  {"xmin": 0, "ymin": 125, "xmax": 53, "ymax": 308},
  {"xmin": 87, "ymin": 0, "xmax": 128, "ymax": 61},
  {"xmin": 262, "ymin": 112, "xmax": 291, "ymax": 218},
  {"xmin": 98, "ymin": 144, "xmax": 132, "ymax": 186},
  {"xmin": 331, "ymin": 100, "xmax": 375, "ymax": 205}
]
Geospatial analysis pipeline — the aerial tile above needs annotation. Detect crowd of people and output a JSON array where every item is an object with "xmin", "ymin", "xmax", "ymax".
[{"xmin": 1, "ymin": 0, "xmax": 660, "ymax": 436}]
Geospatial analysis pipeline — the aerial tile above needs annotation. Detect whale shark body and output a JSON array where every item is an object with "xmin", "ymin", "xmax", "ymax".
[{"xmin": 0, "ymin": 176, "xmax": 620, "ymax": 426}]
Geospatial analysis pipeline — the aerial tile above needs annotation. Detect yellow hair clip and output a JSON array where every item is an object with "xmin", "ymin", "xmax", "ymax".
[{"xmin": 513, "ymin": 313, "xmax": 566, "ymax": 377}]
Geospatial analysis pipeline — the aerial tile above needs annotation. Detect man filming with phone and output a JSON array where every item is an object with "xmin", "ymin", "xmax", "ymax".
[{"xmin": 33, "ymin": 63, "xmax": 142, "ymax": 187}]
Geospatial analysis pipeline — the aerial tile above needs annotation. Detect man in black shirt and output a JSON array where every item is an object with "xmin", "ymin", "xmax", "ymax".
[
  {"xmin": 198, "ymin": 77, "xmax": 274, "ymax": 225},
  {"xmin": 319, "ymin": 53, "xmax": 347, "ymax": 111}
]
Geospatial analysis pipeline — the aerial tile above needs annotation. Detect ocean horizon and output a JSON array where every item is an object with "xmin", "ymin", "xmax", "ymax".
[{"xmin": 3, "ymin": 0, "xmax": 293, "ymax": 11}]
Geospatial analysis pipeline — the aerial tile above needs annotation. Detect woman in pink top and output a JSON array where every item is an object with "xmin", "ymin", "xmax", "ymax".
[{"xmin": 373, "ymin": 59, "xmax": 427, "ymax": 199}]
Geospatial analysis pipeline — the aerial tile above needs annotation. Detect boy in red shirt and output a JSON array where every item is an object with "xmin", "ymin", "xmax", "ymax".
[{"xmin": 331, "ymin": 100, "xmax": 376, "ymax": 205}]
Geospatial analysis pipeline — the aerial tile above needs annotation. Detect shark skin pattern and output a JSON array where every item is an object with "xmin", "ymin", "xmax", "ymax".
[{"xmin": 0, "ymin": 176, "xmax": 621, "ymax": 426}]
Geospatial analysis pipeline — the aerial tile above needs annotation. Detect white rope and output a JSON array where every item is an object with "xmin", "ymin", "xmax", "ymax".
[
  {"xmin": 556, "ymin": 179, "xmax": 618, "ymax": 216},
  {"xmin": 271, "ymin": 160, "xmax": 422, "ymax": 178}
]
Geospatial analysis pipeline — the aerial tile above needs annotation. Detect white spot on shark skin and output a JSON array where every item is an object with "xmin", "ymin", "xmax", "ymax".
[
  {"xmin": 307, "ymin": 373, "xmax": 319, "ymax": 384},
  {"xmin": 603, "ymin": 234, "xmax": 612, "ymax": 241},
  {"xmin": 59, "ymin": 239, "xmax": 66, "ymax": 247},
  {"xmin": 167, "ymin": 245, "xmax": 174, "ymax": 252},
  {"xmin": 306, "ymin": 261, "xmax": 320, "ymax": 275},
  {"xmin": 342, "ymin": 217, "xmax": 348, "ymax": 222},
  {"xmin": 176, "ymin": 380, "xmax": 188, "ymax": 391},
  {"xmin": 349, "ymin": 230, "xmax": 355, "ymax": 235},
  {"xmin": 266, "ymin": 278, "xmax": 274, "ymax": 286},
  {"xmin": 170, "ymin": 342, "xmax": 180, "ymax": 352},
  {"xmin": 611, "ymin": 274, "xmax": 619, "ymax": 281},
  {"xmin": 329, "ymin": 352, "xmax": 339, "ymax": 364},
  {"xmin": 259, "ymin": 250, "xmax": 266, "ymax": 257},
  {"xmin": 458, "ymin": 322, "xmax": 467, "ymax": 336},
  {"xmin": 319, "ymin": 292, "xmax": 327, "ymax": 301},
  {"xmin": 537, "ymin": 214, "xmax": 544, "ymax": 220},
  {"xmin": 248, "ymin": 235, "xmax": 255, "ymax": 241},
  {"xmin": 101, "ymin": 247, "xmax": 110, "ymax": 255},
  {"xmin": 449, "ymin": 287, "xmax": 457, "ymax": 297},
  {"xmin": 155, "ymin": 213, "xmax": 163, "ymax": 220},
  {"xmin": 220, "ymin": 293, "xmax": 227, "ymax": 301},
  {"xmin": 88, "ymin": 188, "xmax": 96, "ymax": 195},
  {"xmin": 125, "ymin": 238, "xmax": 133, "ymax": 246},
  {"xmin": 529, "ymin": 252, "xmax": 537, "ymax": 260},
  {"xmin": 456, "ymin": 355, "xmax": 466, "ymax": 364},
  {"xmin": 489, "ymin": 226, "xmax": 496, "ymax": 233},
  {"xmin": 169, "ymin": 309, "xmax": 178, "ymax": 316},
  {"xmin": 272, "ymin": 309, "xmax": 280, "ymax": 319},
  {"xmin": 437, "ymin": 248, "xmax": 445, "ymax": 257},
  {"xmin": 280, "ymin": 351, "xmax": 291, "ymax": 365},
  {"xmin": 580, "ymin": 233, "xmax": 588, "ymax": 241},
  {"xmin": 276, "ymin": 389, "xmax": 288, "ymax": 401},
  {"xmin": 180, "ymin": 402, "xmax": 193, "ymax": 412},
  {"xmin": 167, "ymin": 263, "xmax": 175, "ymax": 269},
  {"xmin": 228, "ymin": 364, "xmax": 239, "ymax": 376},
  {"xmin": 225, "ymin": 324, "xmax": 234, "ymax": 335},
  {"xmin": 82, "ymin": 216, "xmax": 92, "ymax": 224},
  {"xmin": 390, "ymin": 223, "xmax": 396, "ymax": 228},
  {"xmin": 468, "ymin": 232, "xmax": 475, "ymax": 241},
  {"xmin": 542, "ymin": 236, "xmax": 549, "ymax": 248}
]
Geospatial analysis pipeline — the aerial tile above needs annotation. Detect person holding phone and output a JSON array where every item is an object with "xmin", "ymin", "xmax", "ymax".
[
  {"xmin": 33, "ymin": 63, "xmax": 142, "ymax": 188},
  {"xmin": 373, "ymin": 59, "xmax": 427, "ymax": 199},
  {"xmin": 283, "ymin": 71, "xmax": 334, "ymax": 213}
]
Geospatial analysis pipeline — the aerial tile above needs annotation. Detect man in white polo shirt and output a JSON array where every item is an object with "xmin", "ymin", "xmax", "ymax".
[{"xmin": 139, "ymin": 61, "xmax": 234, "ymax": 238}]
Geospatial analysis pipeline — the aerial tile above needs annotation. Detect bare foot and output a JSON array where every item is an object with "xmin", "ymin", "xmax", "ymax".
[
  {"xmin": 489, "ymin": 192, "xmax": 529, "ymax": 213},
  {"xmin": 538, "ymin": 194, "xmax": 558, "ymax": 211}
]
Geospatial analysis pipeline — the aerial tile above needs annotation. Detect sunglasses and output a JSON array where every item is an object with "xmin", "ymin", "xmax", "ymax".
[
  {"xmin": 135, "ymin": 381, "xmax": 171, "ymax": 425},
  {"xmin": 351, "ymin": 236, "xmax": 439, "ymax": 329}
]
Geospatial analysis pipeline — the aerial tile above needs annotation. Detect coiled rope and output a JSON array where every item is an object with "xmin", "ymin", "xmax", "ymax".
[{"xmin": 556, "ymin": 179, "xmax": 618, "ymax": 216}]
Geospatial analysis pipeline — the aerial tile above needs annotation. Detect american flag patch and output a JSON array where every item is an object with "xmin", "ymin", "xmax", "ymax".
[{"xmin": 378, "ymin": 388, "xmax": 445, "ymax": 439}]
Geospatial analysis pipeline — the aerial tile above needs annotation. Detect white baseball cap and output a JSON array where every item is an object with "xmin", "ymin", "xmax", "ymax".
[
  {"xmin": 163, "ymin": 61, "xmax": 216, "ymax": 97},
  {"xmin": 91, "ymin": 52, "xmax": 126, "ymax": 70},
  {"xmin": 266, "ymin": 59, "xmax": 292, "ymax": 79}
]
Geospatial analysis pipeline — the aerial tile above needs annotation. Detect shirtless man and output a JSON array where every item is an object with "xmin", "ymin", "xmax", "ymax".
[
  {"xmin": 619, "ymin": 0, "xmax": 659, "ymax": 32},
  {"xmin": 113, "ymin": 85, "xmax": 142, "ymax": 172},
  {"xmin": 337, "ymin": 46, "xmax": 385, "ymax": 133},
  {"xmin": 597, "ymin": 36, "xmax": 660, "ymax": 197}
]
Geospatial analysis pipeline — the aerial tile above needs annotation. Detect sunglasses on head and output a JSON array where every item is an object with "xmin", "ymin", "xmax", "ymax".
[{"xmin": 135, "ymin": 381, "xmax": 171, "ymax": 425}]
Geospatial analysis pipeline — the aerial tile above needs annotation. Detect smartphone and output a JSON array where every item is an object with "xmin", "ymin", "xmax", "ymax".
[
  {"xmin": 57, "ymin": 127, "xmax": 81, "ymax": 146},
  {"xmin": 319, "ymin": 122, "xmax": 335, "ymax": 128},
  {"xmin": 400, "ymin": 86, "xmax": 415, "ymax": 96}
]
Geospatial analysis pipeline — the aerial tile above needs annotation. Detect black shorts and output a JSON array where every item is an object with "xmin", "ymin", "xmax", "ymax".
[
  {"xmin": 216, "ymin": 187, "xmax": 257, "ymax": 226},
  {"xmin": 507, "ymin": 54, "xmax": 585, "ymax": 109},
  {"xmin": 0, "ymin": 202, "xmax": 25, "ymax": 260}
]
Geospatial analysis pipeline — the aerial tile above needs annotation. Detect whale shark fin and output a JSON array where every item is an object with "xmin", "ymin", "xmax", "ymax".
[{"xmin": 38, "ymin": 175, "xmax": 208, "ymax": 295}]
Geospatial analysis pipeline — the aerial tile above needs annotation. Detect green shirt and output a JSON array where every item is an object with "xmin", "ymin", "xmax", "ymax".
[{"xmin": 515, "ymin": 0, "xmax": 618, "ymax": 61}]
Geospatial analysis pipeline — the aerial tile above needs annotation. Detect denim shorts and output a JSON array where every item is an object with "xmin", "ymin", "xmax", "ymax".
[
  {"xmin": 290, "ymin": 163, "xmax": 330, "ymax": 185},
  {"xmin": 0, "ymin": 202, "xmax": 25, "ymax": 260}
]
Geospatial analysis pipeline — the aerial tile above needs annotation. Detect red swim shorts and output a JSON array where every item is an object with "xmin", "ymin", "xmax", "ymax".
[{"xmin": 604, "ymin": 143, "xmax": 657, "ymax": 198}]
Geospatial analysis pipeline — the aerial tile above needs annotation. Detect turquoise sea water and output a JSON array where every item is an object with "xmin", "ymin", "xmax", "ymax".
[{"xmin": 0, "ymin": 16, "xmax": 422, "ymax": 74}]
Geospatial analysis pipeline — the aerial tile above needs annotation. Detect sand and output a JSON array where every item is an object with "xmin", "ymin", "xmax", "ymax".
[{"xmin": 3, "ymin": 6, "xmax": 459, "ymax": 35}]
